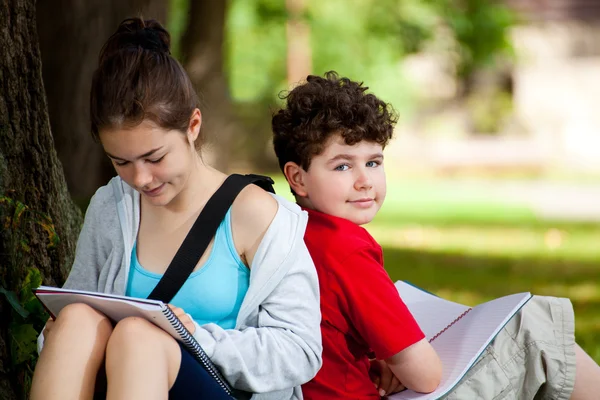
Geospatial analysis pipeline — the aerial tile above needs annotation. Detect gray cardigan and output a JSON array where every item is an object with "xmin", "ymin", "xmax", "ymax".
[{"xmin": 39, "ymin": 177, "xmax": 322, "ymax": 399}]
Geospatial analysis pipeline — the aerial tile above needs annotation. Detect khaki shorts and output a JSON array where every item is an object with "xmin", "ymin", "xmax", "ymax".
[{"xmin": 442, "ymin": 296, "xmax": 576, "ymax": 400}]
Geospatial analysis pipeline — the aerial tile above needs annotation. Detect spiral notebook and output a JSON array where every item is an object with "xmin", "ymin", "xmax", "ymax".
[
  {"xmin": 34, "ymin": 286, "xmax": 235, "ymax": 397},
  {"xmin": 389, "ymin": 281, "xmax": 532, "ymax": 400}
]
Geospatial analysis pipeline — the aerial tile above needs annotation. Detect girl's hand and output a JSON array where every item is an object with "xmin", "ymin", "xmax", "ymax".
[
  {"xmin": 168, "ymin": 305, "xmax": 196, "ymax": 334},
  {"xmin": 370, "ymin": 359, "xmax": 405, "ymax": 397},
  {"xmin": 43, "ymin": 317, "xmax": 55, "ymax": 338}
]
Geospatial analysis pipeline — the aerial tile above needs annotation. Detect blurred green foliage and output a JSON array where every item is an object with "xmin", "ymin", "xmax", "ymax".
[
  {"xmin": 227, "ymin": 0, "xmax": 288, "ymax": 102},
  {"xmin": 1, "ymin": 193, "xmax": 54, "ymax": 397},
  {"xmin": 167, "ymin": 0, "xmax": 189, "ymax": 59},
  {"xmin": 169, "ymin": 0, "xmax": 516, "ymax": 117},
  {"xmin": 439, "ymin": 0, "xmax": 516, "ymax": 80}
]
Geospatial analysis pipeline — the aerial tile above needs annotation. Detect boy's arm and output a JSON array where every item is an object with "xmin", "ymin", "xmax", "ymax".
[
  {"xmin": 385, "ymin": 338, "xmax": 442, "ymax": 393},
  {"xmin": 337, "ymin": 246, "xmax": 442, "ymax": 394}
]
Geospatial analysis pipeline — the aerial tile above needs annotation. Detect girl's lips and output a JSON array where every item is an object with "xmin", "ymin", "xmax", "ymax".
[{"xmin": 143, "ymin": 183, "xmax": 165, "ymax": 197}]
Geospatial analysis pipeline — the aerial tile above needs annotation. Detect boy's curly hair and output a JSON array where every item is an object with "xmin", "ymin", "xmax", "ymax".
[{"xmin": 272, "ymin": 71, "xmax": 398, "ymax": 172}]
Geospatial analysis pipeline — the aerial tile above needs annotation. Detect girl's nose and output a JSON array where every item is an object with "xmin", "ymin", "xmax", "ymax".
[{"xmin": 132, "ymin": 164, "xmax": 152, "ymax": 189}]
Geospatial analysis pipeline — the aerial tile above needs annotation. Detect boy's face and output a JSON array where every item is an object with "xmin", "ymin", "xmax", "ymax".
[{"xmin": 291, "ymin": 135, "xmax": 386, "ymax": 225}]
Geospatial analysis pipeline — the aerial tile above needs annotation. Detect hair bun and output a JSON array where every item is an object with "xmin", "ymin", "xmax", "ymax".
[{"xmin": 100, "ymin": 18, "xmax": 171, "ymax": 64}]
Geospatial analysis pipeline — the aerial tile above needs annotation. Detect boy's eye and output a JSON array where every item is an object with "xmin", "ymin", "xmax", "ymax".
[
  {"xmin": 366, "ymin": 160, "xmax": 381, "ymax": 168},
  {"xmin": 334, "ymin": 164, "xmax": 349, "ymax": 171}
]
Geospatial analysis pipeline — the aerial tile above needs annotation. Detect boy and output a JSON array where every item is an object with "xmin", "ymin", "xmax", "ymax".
[{"xmin": 272, "ymin": 71, "xmax": 600, "ymax": 399}]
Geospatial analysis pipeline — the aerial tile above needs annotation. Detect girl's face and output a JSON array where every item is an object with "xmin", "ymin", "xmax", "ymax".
[{"xmin": 99, "ymin": 115, "xmax": 200, "ymax": 208}]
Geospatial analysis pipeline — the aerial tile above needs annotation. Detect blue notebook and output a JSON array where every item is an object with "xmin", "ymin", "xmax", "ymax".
[{"xmin": 390, "ymin": 281, "xmax": 532, "ymax": 400}]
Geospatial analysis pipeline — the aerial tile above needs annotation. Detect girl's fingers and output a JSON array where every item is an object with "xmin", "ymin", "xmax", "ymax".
[
  {"xmin": 43, "ymin": 318, "xmax": 54, "ymax": 336},
  {"xmin": 167, "ymin": 305, "xmax": 196, "ymax": 333},
  {"xmin": 168, "ymin": 304, "xmax": 185, "ymax": 317},
  {"xmin": 184, "ymin": 313, "xmax": 196, "ymax": 334}
]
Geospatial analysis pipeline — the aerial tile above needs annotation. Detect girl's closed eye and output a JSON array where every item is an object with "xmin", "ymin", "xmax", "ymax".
[
  {"xmin": 114, "ymin": 160, "xmax": 129, "ymax": 166},
  {"xmin": 148, "ymin": 155, "xmax": 165, "ymax": 164}
]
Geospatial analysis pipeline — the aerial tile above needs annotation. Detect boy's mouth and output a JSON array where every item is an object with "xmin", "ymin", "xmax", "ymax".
[{"xmin": 348, "ymin": 198, "xmax": 375, "ymax": 208}]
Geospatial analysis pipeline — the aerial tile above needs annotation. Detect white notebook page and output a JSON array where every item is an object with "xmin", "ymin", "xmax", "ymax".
[
  {"xmin": 390, "ymin": 282, "xmax": 531, "ymax": 399},
  {"xmin": 35, "ymin": 286, "xmax": 181, "ymax": 339},
  {"xmin": 396, "ymin": 281, "xmax": 471, "ymax": 340}
]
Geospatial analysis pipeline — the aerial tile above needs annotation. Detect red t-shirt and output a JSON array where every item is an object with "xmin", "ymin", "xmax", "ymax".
[{"xmin": 302, "ymin": 208, "xmax": 425, "ymax": 400}]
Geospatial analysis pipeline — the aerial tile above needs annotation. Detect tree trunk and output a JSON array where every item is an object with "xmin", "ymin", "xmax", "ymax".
[
  {"xmin": 36, "ymin": 0, "xmax": 168, "ymax": 202},
  {"xmin": 180, "ymin": 0, "xmax": 238, "ymax": 171},
  {"xmin": 1, "ymin": 1, "xmax": 84, "ymax": 398},
  {"xmin": 286, "ymin": 0, "xmax": 312, "ymax": 85}
]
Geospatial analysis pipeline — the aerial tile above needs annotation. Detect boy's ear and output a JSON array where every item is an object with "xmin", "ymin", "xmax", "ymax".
[{"xmin": 283, "ymin": 161, "xmax": 308, "ymax": 197}]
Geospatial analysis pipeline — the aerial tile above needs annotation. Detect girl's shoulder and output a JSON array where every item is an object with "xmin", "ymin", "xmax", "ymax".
[
  {"xmin": 85, "ymin": 179, "xmax": 119, "ymax": 215},
  {"xmin": 230, "ymin": 184, "xmax": 278, "ymax": 233}
]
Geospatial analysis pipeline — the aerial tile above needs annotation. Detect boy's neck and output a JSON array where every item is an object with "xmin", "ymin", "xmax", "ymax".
[{"xmin": 295, "ymin": 196, "xmax": 313, "ymax": 211}]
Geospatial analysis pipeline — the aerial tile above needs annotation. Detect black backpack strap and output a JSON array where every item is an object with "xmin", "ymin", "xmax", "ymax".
[{"xmin": 147, "ymin": 174, "xmax": 275, "ymax": 303}]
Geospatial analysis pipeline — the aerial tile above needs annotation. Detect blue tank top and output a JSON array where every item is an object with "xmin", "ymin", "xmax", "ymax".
[{"xmin": 126, "ymin": 208, "xmax": 250, "ymax": 329}]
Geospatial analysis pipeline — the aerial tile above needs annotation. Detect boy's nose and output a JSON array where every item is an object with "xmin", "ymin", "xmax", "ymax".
[{"xmin": 354, "ymin": 170, "xmax": 373, "ymax": 190}]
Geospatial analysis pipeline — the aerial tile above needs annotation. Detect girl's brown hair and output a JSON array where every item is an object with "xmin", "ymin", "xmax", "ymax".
[{"xmin": 90, "ymin": 18, "xmax": 201, "ymax": 148}]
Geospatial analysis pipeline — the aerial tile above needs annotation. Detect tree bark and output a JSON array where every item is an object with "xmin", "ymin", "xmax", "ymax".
[
  {"xmin": 0, "ymin": 1, "xmax": 84, "ymax": 398},
  {"xmin": 286, "ymin": 0, "xmax": 312, "ymax": 85},
  {"xmin": 36, "ymin": 0, "xmax": 168, "ymax": 201},
  {"xmin": 180, "ymin": 0, "xmax": 238, "ymax": 171}
]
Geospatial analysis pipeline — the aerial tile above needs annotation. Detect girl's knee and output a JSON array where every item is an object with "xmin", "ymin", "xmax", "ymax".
[
  {"xmin": 106, "ymin": 317, "xmax": 173, "ymax": 352},
  {"xmin": 54, "ymin": 303, "xmax": 112, "ymax": 336},
  {"xmin": 105, "ymin": 317, "xmax": 181, "ymax": 379},
  {"xmin": 110, "ymin": 316, "xmax": 154, "ymax": 338}
]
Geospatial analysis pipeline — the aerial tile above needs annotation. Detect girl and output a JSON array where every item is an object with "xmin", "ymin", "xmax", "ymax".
[{"xmin": 31, "ymin": 18, "xmax": 322, "ymax": 400}]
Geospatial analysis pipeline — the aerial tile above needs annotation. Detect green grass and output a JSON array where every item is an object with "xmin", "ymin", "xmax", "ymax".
[
  {"xmin": 377, "ymin": 245, "xmax": 600, "ymax": 362},
  {"xmin": 272, "ymin": 174, "xmax": 600, "ymax": 362}
]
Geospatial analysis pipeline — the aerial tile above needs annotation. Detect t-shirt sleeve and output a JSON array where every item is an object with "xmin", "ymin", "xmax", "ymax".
[{"xmin": 336, "ymin": 246, "xmax": 425, "ymax": 360}]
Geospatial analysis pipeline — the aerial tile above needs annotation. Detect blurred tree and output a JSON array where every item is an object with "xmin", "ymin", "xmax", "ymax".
[
  {"xmin": 179, "ymin": 0, "xmax": 238, "ymax": 171},
  {"xmin": 286, "ymin": 0, "xmax": 312, "ymax": 85},
  {"xmin": 168, "ymin": 0, "xmax": 517, "ymax": 168},
  {"xmin": 437, "ymin": 0, "xmax": 515, "ymax": 95},
  {"xmin": 36, "ymin": 0, "xmax": 168, "ymax": 203},
  {"xmin": 227, "ymin": 0, "xmax": 288, "ymax": 103},
  {"xmin": 0, "ymin": 1, "xmax": 83, "ymax": 398},
  {"xmin": 227, "ymin": 0, "xmax": 439, "ymax": 111}
]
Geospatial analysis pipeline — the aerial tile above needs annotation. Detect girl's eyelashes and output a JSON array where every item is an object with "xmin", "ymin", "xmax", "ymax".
[
  {"xmin": 148, "ymin": 155, "xmax": 165, "ymax": 164},
  {"xmin": 112, "ymin": 155, "xmax": 165, "ymax": 166}
]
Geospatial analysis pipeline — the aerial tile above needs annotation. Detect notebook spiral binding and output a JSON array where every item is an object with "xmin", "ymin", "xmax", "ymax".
[
  {"xmin": 163, "ymin": 308, "xmax": 235, "ymax": 397},
  {"xmin": 429, "ymin": 308, "xmax": 473, "ymax": 343}
]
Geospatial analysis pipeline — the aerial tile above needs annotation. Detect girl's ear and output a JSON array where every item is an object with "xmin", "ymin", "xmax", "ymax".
[
  {"xmin": 187, "ymin": 108, "xmax": 202, "ymax": 144},
  {"xmin": 283, "ymin": 162, "xmax": 308, "ymax": 197}
]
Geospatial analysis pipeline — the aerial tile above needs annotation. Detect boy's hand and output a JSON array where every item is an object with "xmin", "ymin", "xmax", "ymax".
[
  {"xmin": 370, "ymin": 359, "xmax": 405, "ymax": 397},
  {"xmin": 168, "ymin": 305, "xmax": 196, "ymax": 334}
]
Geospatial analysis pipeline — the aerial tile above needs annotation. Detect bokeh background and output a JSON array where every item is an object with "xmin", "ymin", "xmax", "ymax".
[
  {"xmin": 4, "ymin": 1, "xmax": 598, "ymax": 392},
  {"xmin": 38, "ymin": 0, "xmax": 600, "ymax": 361}
]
